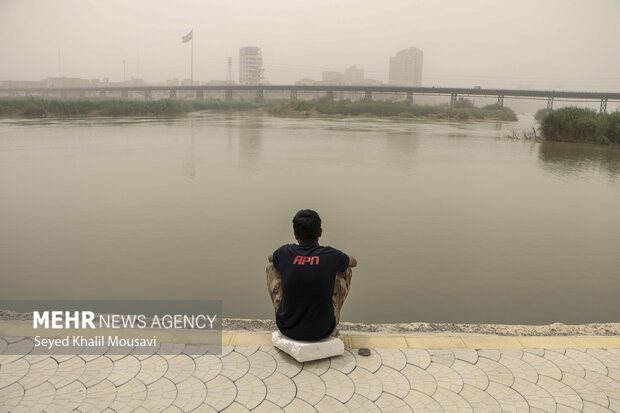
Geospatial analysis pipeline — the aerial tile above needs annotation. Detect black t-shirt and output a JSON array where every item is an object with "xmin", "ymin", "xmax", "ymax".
[{"xmin": 272, "ymin": 240, "xmax": 350, "ymax": 341}]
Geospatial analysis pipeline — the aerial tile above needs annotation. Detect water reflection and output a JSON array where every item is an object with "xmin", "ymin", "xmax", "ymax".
[
  {"xmin": 184, "ymin": 120, "xmax": 196, "ymax": 181},
  {"xmin": 385, "ymin": 131, "xmax": 419, "ymax": 167},
  {"xmin": 538, "ymin": 141, "xmax": 620, "ymax": 178},
  {"xmin": 237, "ymin": 116, "xmax": 263, "ymax": 171}
]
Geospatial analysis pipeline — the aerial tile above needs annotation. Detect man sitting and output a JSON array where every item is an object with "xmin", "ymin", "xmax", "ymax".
[{"xmin": 267, "ymin": 209, "xmax": 357, "ymax": 341}]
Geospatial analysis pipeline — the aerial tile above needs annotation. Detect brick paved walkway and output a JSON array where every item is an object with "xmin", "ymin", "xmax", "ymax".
[{"xmin": 1, "ymin": 335, "xmax": 620, "ymax": 412}]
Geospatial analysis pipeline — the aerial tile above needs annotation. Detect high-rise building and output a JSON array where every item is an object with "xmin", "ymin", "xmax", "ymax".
[
  {"xmin": 344, "ymin": 66, "xmax": 364, "ymax": 84},
  {"xmin": 388, "ymin": 47, "xmax": 423, "ymax": 87},
  {"xmin": 239, "ymin": 47, "xmax": 264, "ymax": 85}
]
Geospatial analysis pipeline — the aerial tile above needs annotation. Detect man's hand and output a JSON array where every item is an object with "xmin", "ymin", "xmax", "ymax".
[
  {"xmin": 268, "ymin": 254, "xmax": 273, "ymax": 263},
  {"xmin": 348, "ymin": 255, "xmax": 357, "ymax": 268}
]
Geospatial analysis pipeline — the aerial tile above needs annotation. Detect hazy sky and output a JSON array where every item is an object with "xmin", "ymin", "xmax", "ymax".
[{"xmin": 1, "ymin": 0, "xmax": 619, "ymax": 90}]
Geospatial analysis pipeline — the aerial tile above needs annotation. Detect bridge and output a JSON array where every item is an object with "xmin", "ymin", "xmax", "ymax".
[{"xmin": 2, "ymin": 85, "xmax": 619, "ymax": 113}]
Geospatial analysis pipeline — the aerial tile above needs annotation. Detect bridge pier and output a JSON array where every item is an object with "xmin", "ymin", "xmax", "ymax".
[
  {"xmin": 547, "ymin": 96, "xmax": 554, "ymax": 110},
  {"xmin": 600, "ymin": 98, "xmax": 608, "ymax": 114},
  {"xmin": 256, "ymin": 88, "xmax": 264, "ymax": 102},
  {"xmin": 326, "ymin": 90, "xmax": 334, "ymax": 103},
  {"xmin": 497, "ymin": 95, "xmax": 504, "ymax": 108},
  {"xmin": 170, "ymin": 90, "xmax": 177, "ymax": 99},
  {"xmin": 290, "ymin": 89, "xmax": 297, "ymax": 101},
  {"xmin": 406, "ymin": 91, "xmax": 413, "ymax": 105},
  {"xmin": 225, "ymin": 89, "xmax": 233, "ymax": 101},
  {"xmin": 450, "ymin": 93, "xmax": 458, "ymax": 106},
  {"xmin": 121, "ymin": 90, "xmax": 129, "ymax": 99},
  {"xmin": 145, "ymin": 90, "xmax": 152, "ymax": 101},
  {"xmin": 365, "ymin": 90, "xmax": 372, "ymax": 101},
  {"xmin": 196, "ymin": 89, "xmax": 204, "ymax": 100}
]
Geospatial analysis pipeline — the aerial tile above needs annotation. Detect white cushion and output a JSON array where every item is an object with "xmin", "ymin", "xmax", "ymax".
[{"xmin": 272, "ymin": 331, "xmax": 344, "ymax": 362}]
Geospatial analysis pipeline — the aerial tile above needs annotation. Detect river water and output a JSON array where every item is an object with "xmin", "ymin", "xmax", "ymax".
[{"xmin": 1, "ymin": 113, "xmax": 619, "ymax": 324}]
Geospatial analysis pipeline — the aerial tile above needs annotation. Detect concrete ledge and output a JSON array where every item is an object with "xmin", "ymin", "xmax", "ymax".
[{"xmin": 220, "ymin": 332, "xmax": 620, "ymax": 349}]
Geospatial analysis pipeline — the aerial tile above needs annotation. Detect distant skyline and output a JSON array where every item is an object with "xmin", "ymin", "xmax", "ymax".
[{"xmin": 1, "ymin": 0, "xmax": 619, "ymax": 91}]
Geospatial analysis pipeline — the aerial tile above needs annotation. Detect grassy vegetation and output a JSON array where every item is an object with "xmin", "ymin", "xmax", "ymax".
[
  {"xmin": 269, "ymin": 99, "xmax": 518, "ymax": 121},
  {"xmin": 540, "ymin": 107, "xmax": 620, "ymax": 145},
  {"xmin": 0, "ymin": 97, "xmax": 518, "ymax": 121}
]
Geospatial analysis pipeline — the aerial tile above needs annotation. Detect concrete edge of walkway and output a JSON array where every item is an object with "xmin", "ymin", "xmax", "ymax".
[
  {"xmin": 2, "ymin": 320, "xmax": 619, "ymax": 350},
  {"xmin": 224, "ymin": 332, "xmax": 620, "ymax": 349}
]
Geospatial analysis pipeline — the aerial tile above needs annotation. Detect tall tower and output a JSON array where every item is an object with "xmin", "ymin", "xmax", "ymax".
[
  {"xmin": 239, "ymin": 47, "xmax": 264, "ymax": 85},
  {"xmin": 226, "ymin": 56, "xmax": 234, "ymax": 84},
  {"xmin": 388, "ymin": 47, "xmax": 423, "ymax": 87}
]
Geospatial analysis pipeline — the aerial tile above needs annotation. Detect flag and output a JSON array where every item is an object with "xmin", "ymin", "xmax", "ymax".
[{"xmin": 182, "ymin": 29, "xmax": 193, "ymax": 43}]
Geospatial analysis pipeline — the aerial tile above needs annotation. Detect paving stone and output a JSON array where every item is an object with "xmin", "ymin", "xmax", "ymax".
[
  {"xmin": 429, "ymin": 349, "xmax": 456, "ymax": 366},
  {"xmin": 220, "ymin": 401, "xmax": 251, "ymax": 412},
  {"xmin": 291, "ymin": 369, "xmax": 326, "ymax": 405},
  {"xmin": 0, "ymin": 382, "xmax": 25, "ymax": 411},
  {"xmin": 328, "ymin": 349, "xmax": 357, "ymax": 374},
  {"xmin": 321, "ymin": 368, "xmax": 355, "ymax": 403},
  {"xmin": 536, "ymin": 375, "xmax": 583, "ymax": 410},
  {"xmin": 173, "ymin": 376, "xmax": 207, "ymax": 411},
  {"xmin": 521, "ymin": 351, "xmax": 563, "ymax": 381},
  {"xmin": 565, "ymin": 348, "xmax": 609, "ymax": 376},
  {"xmin": 402, "ymin": 389, "xmax": 444, "ymax": 412},
  {"xmin": 511, "ymin": 377, "xmax": 557, "ymax": 412},
  {"xmin": 282, "ymin": 397, "xmax": 317, "ymax": 413},
  {"xmin": 452, "ymin": 349, "xmax": 479, "ymax": 364},
  {"xmin": 451, "ymin": 359, "xmax": 489, "ymax": 390},
  {"xmin": 485, "ymin": 381, "xmax": 530, "ymax": 412},
  {"xmin": 204, "ymin": 375, "xmax": 237, "ymax": 411},
  {"xmin": 497, "ymin": 353, "xmax": 539, "ymax": 383},
  {"xmin": 0, "ymin": 358, "xmax": 30, "ymax": 389},
  {"xmin": 233, "ymin": 372, "xmax": 266, "ymax": 410},
  {"xmin": 164, "ymin": 354, "xmax": 196, "ymax": 384},
  {"xmin": 375, "ymin": 348, "xmax": 407, "ymax": 371},
  {"xmin": 582, "ymin": 400, "xmax": 615, "ymax": 412},
  {"xmin": 353, "ymin": 348, "xmax": 382, "ymax": 373},
  {"xmin": 107, "ymin": 355, "xmax": 140, "ymax": 385},
  {"xmin": 348, "ymin": 366, "xmax": 383, "ymax": 401},
  {"xmin": 561, "ymin": 372, "xmax": 610, "ymax": 408},
  {"xmin": 302, "ymin": 357, "xmax": 331, "ymax": 376},
  {"xmin": 252, "ymin": 399, "xmax": 284, "ymax": 413},
  {"xmin": 48, "ymin": 356, "xmax": 86, "ymax": 389},
  {"xmin": 193, "ymin": 354, "xmax": 223, "ymax": 382},
  {"xmin": 544, "ymin": 349, "xmax": 586, "ymax": 378},
  {"xmin": 400, "ymin": 348, "xmax": 432, "ymax": 369},
  {"xmin": 426, "ymin": 362, "xmax": 464, "ymax": 393},
  {"xmin": 17, "ymin": 381, "xmax": 56, "ymax": 412},
  {"xmin": 431, "ymin": 387, "xmax": 473, "ymax": 413},
  {"xmin": 315, "ymin": 395, "xmax": 349, "ymax": 412},
  {"xmin": 375, "ymin": 391, "xmax": 414, "ymax": 412},
  {"xmin": 109, "ymin": 377, "xmax": 147, "ymax": 412},
  {"xmin": 79, "ymin": 379, "xmax": 116, "ymax": 411},
  {"xmin": 344, "ymin": 393, "xmax": 381, "ymax": 412},
  {"xmin": 79, "ymin": 356, "xmax": 113, "ymax": 387},
  {"xmin": 141, "ymin": 377, "xmax": 177, "ymax": 411},
  {"xmin": 401, "ymin": 363, "xmax": 438, "ymax": 396},
  {"xmin": 263, "ymin": 371, "xmax": 296, "ymax": 407},
  {"xmin": 246, "ymin": 349, "xmax": 277, "ymax": 379},
  {"xmin": 273, "ymin": 350, "xmax": 303, "ymax": 378},
  {"xmin": 373, "ymin": 365, "xmax": 411, "ymax": 398},
  {"xmin": 458, "ymin": 383, "xmax": 501, "ymax": 412},
  {"xmin": 48, "ymin": 380, "xmax": 86, "ymax": 412},
  {"xmin": 136, "ymin": 354, "xmax": 168, "ymax": 385}
]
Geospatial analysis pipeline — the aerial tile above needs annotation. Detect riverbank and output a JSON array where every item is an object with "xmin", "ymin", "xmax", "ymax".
[
  {"xmin": 0, "ymin": 98, "xmax": 518, "ymax": 121},
  {"xmin": 540, "ymin": 107, "xmax": 620, "ymax": 145}
]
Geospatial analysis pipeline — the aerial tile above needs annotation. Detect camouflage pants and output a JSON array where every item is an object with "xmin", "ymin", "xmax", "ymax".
[{"xmin": 266, "ymin": 263, "xmax": 353, "ymax": 337}]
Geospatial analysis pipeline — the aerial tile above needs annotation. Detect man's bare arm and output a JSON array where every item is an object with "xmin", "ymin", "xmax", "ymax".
[
  {"xmin": 348, "ymin": 255, "xmax": 357, "ymax": 268},
  {"xmin": 268, "ymin": 254, "xmax": 273, "ymax": 263}
]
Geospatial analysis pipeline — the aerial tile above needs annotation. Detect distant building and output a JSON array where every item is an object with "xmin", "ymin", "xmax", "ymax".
[
  {"xmin": 239, "ymin": 47, "xmax": 264, "ymax": 85},
  {"xmin": 388, "ymin": 47, "xmax": 423, "ymax": 87},
  {"xmin": 344, "ymin": 66, "xmax": 364, "ymax": 84},
  {"xmin": 321, "ymin": 71, "xmax": 345, "ymax": 85},
  {"xmin": 45, "ymin": 77, "xmax": 100, "ymax": 88}
]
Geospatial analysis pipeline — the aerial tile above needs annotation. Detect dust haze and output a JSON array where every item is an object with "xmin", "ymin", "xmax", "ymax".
[{"xmin": 1, "ymin": 0, "xmax": 619, "ymax": 90}]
